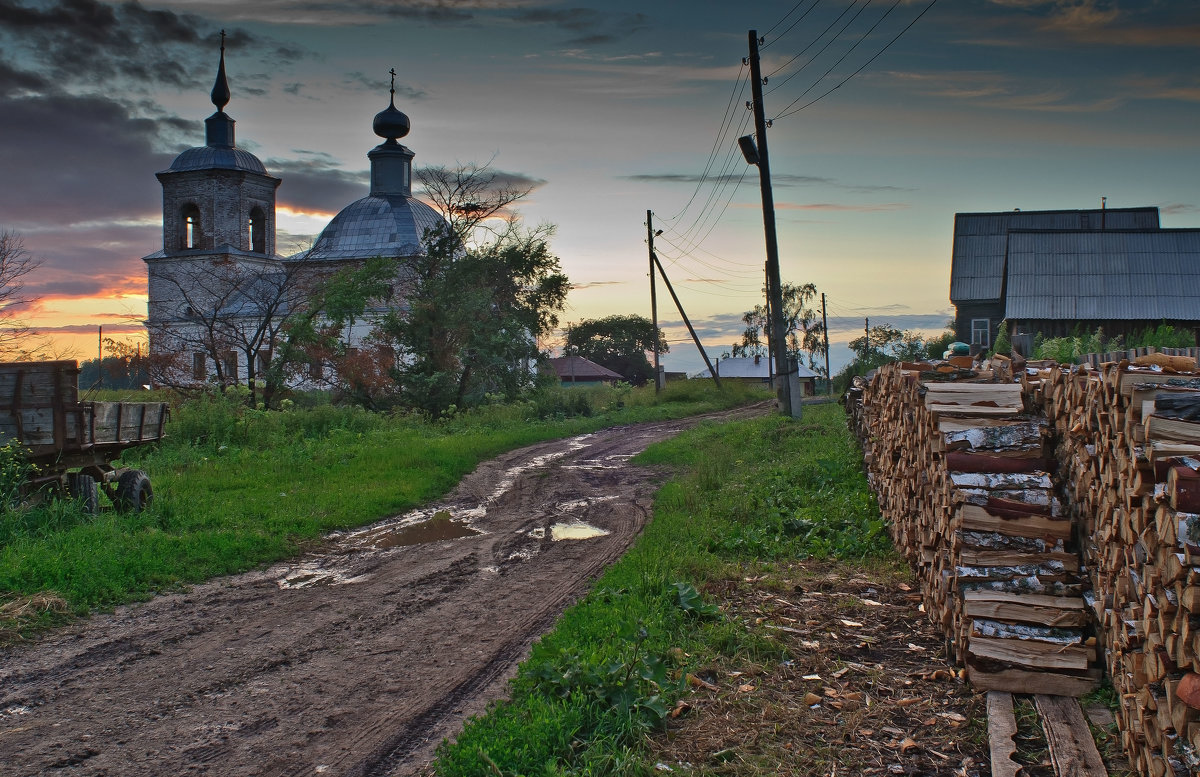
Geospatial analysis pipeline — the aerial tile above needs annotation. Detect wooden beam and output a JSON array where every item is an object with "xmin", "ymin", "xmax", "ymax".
[
  {"xmin": 1034, "ymin": 694, "xmax": 1108, "ymax": 776},
  {"xmin": 987, "ymin": 691, "xmax": 1023, "ymax": 777}
]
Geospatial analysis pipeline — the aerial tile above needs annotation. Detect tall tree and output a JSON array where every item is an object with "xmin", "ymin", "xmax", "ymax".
[
  {"xmin": 728, "ymin": 282, "xmax": 826, "ymax": 374},
  {"xmin": 374, "ymin": 220, "xmax": 569, "ymax": 415},
  {"xmin": 563, "ymin": 314, "xmax": 668, "ymax": 386}
]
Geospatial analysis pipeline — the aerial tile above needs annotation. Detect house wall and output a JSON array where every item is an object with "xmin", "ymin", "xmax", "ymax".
[{"xmin": 953, "ymin": 301, "xmax": 1005, "ymax": 349}]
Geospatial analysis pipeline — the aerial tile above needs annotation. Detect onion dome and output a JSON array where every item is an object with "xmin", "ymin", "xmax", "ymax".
[{"xmin": 373, "ymin": 69, "xmax": 410, "ymax": 144}]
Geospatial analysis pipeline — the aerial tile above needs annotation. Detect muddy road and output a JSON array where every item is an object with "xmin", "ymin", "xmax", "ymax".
[{"xmin": 1, "ymin": 405, "xmax": 765, "ymax": 776}]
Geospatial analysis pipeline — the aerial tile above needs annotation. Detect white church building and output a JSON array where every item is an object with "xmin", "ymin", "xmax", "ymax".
[{"xmin": 143, "ymin": 42, "xmax": 444, "ymax": 390}]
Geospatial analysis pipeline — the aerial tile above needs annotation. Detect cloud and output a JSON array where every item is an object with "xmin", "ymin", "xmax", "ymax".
[
  {"xmin": 1161, "ymin": 203, "xmax": 1200, "ymax": 216},
  {"xmin": 0, "ymin": 91, "xmax": 173, "ymax": 228},
  {"xmin": 19, "ymin": 223, "xmax": 159, "ymax": 300},
  {"xmin": 344, "ymin": 71, "xmax": 428, "ymax": 100},
  {"xmin": 625, "ymin": 172, "xmax": 911, "ymax": 193},
  {"xmin": 571, "ymin": 280, "xmax": 625, "ymax": 290},
  {"xmin": 267, "ymin": 154, "xmax": 370, "ymax": 214},
  {"xmin": 36, "ymin": 322, "xmax": 145, "ymax": 334},
  {"xmin": 881, "ymin": 69, "xmax": 1126, "ymax": 113},
  {"xmin": 972, "ymin": 0, "xmax": 1200, "ymax": 48},
  {"xmin": 0, "ymin": 0, "xmax": 306, "ymax": 93},
  {"xmin": 772, "ymin": 202, "xmax": 910, "ymax": 213},
  {"xmin": 511, "ymin": 8, "xmax": 650, "ymax": 45}
]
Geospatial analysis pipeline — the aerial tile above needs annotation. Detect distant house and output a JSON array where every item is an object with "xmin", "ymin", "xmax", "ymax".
[
  {"xmin": 949, "ymin": 206, "xmax": 1200, "ymax": 349},
  {"xmin": 692, "ymin": 356, "xmax": 819, "ymax": 395},
  {"xmin": 547, "ymin": 356, "xmax": 624, "ymax": 387}
]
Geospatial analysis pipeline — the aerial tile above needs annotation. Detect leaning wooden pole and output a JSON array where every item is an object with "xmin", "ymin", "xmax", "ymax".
[{"xmin": 651, "ymin": 252, "xmax": 721, "ymax": 390}]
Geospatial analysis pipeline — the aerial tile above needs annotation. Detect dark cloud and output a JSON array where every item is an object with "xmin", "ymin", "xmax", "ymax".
[
  {"xmin": 626, "ymin": 171, "xmax": 912, "ymax": 193},
  {"xmin": 267, "ymin": 156, "xmax": 369, "ymax": 214},
  {"xmin": 21, "ymin": 223, "xmax": 160, "ymax": 300},
  {"xmin": 0, "ymin": 91, "xmax": 172, "ymax": 226},
  {"xmin": 344, "ymin": 71, "xmax": 427, "ymax": 100},
  {"xmin": 0, "ymin": 0, "xmax": 306, "ymax": 93},
  {"xmin": 510, "ymin": 8, "xmax": 649, "ymax": 45}
]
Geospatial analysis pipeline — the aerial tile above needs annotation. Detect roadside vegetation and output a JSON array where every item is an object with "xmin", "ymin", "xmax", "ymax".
[
  {"xmin": 0, "ymin": 380, "xmax": 761, "ymax": 639},
  {"xmin": 429, "ymin": 402, "xmax": 927, "ymax": 776}
]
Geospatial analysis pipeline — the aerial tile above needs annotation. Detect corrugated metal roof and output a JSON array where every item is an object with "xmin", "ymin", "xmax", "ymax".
[
  {"xmin": 1004, "ymin": 230, "xmax": 1200, "ymax": 320},
  {"xmin": 950, "ymin": 207, "xmax": 1160, "ymax": 303}
]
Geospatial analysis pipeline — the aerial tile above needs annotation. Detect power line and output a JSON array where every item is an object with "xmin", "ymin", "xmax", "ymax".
[
  {"xmin": 762, "ymin": 0, "xmax": 823, "ymax": 50},
  {"xmin": 665, "ymin": 64, "xmax": 749, "ymax": 222},
  {"xmin": 766, "ymin": 0, "xmax": 863, "ymax": 79},
  {"xmin": 772, "ymin": 0, "xmax": 938, "ymax": 122},
  {"xmin": 769, "ymin": 0, "xmax": 901, "ymax": 104}
]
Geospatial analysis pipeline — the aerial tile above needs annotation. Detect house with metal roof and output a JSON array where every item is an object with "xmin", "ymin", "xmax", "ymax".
[
  {"xmin": 546, "ymin": 356, "xmax": 625, "ymax": 386},
  {"xmin": 692, "ymin": 356, "xmax": 820, "ymax": 394},
  {"xmin": 945, "ymin": 206, "xmax": 1200, "ymax": 349}
]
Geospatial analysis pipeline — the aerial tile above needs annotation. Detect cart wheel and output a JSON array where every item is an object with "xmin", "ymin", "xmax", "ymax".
[
  {"xmin": 116, "ymin": 469, "xmax": 153, "ymax": 513},
  {"xmin": 66, "ymin": 472, "xmax": 100, "ymax": 516}
]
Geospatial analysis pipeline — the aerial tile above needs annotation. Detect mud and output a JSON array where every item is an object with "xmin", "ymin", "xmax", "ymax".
[{"xmin": 0, "ymin": 405, "xmax": 766, "ymax": 776}]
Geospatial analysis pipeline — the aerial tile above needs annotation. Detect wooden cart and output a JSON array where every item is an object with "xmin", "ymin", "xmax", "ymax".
[{"xmin": 0, "ymin": 360, "xmax": 168, "ymax": 513}]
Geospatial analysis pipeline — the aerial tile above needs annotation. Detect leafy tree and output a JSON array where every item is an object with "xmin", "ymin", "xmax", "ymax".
[
  {"xmin": 563, "ymin": 315, "xmax": 668, "ymax": 386},
  {"xmin": 991, "ymin": 320, "xmax": 1011, "ymax": 356},
  {"xmin": 374, "ymin": 220, "xmax": 569, "ymax": 416},
  {"xmin": 835, "ymin": 323, "xmax": 934, "ymax": 392},
  {"xmin": 726, "ymin": 282, "xmax": 827, "ymax": 374},
  {"xmin": 923, "ymin": 324, "xmax": 957, "ymax": 360}
]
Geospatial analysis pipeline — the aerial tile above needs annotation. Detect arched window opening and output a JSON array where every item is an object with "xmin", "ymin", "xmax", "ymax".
[
  {"xmin": 248, "ymin": 206, "xmax": 266, "ymax": 253},
  {"xmin": 181, "ymin": 204, "xmax": 202, "ymax": 250}
]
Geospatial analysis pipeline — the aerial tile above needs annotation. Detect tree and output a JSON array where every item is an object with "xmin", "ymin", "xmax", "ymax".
[
  {"xmin": 564, "ymin": 315, "xmax": 669, "ymax": 386},
  {"xmin": 374, "ymin": 220, "xmax": 569, "ymax": 415},
  {"xmin": 416, "ymin": 162, "xmax": 536, "ymax": 241},
  {"xmin": 145, "ymin": 256, "xmax": 312, "ymax": 407},
  {"xmin": 0, "ymin": 230, "xmax": 46, "ymax": 360},
  {"xmin": 727, "ymin": 282, "xmax": 826, "ymax": 374}
]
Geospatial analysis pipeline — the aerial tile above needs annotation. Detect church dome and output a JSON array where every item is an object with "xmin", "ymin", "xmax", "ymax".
[
  {"xmin": 297, "ymin": 194, "xmax": 445, "ymax": 262},
  {"xmin": 166, "ymin": 145, "xmax": 267, "ymax": 174}
]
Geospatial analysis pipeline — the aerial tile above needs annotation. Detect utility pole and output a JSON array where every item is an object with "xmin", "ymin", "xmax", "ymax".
[
  {"xmin": 747, "ymin": 29, "xmax": 795, "ymax": 418},
  {"xmin": 646, "ymin": 210, "xmax": 662, "ymax": 393},
  {"xmin": 98, "ymin": 325, "xmax": 103, "ymax": 390},
  {"xmin": 764, "ymin": 264, "xmax": 773, "ymax": 387},
  {"xmin": 821, "ymin": 292, "xmax": 831, "ymax": 395}
]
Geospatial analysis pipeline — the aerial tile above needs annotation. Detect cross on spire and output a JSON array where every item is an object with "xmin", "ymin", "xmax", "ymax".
[{"xmin": 389, "ymin": 68, "xmax": 396, "ymax": 98}]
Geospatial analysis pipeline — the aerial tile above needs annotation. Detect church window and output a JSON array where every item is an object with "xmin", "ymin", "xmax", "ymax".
[
  {"xmin": 223, "ymin": 351, "xmax": 239, "ymax": 381},
  {"xmin": 249, "ymin": 206, "xmax": 266, "ymax": 253},
  {"xmin": 181, "ymin": 204, "xmax": 202, "ymax": 249},
  {"xmin": 192, "ymin": 353, "xmax": 206, "ymax": 380}
]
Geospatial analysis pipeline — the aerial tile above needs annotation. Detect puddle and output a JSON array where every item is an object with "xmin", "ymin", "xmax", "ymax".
[
  {"xmin": 558, "ymin": 496, "xmax": 618, "ymax": 511},
  {"xmin": 551, "ymin": 520, "xmax": 610, "ymax": 540},
  {"xmin": 368, "ymin": 510, "xmax": 482, "ymax": 549},
  {"xmin": 527, "ymin": 520, "xmax": 610, "ymax": 541},
  {"xmin": 278, "ymin": 564, "xmax": 373, "ymax": 589}
]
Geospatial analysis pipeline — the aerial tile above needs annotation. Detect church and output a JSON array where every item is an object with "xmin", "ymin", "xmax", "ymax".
[{"xmin": 143, "ymin": 41, "xmax": 445, "ymax": 390}]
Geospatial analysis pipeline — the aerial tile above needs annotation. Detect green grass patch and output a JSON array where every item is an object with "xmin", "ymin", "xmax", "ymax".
[
  {"xmin": 0, "ymin": 381, "xmax": 762, "ymax": 619},
  {"xmin": 432, "ymin": 403, "xmax": 894, "ymax": 776}
]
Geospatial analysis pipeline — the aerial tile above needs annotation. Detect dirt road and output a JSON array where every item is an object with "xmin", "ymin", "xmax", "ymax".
[{"xmin": 1, "ymin": 405, "xmax": 765, "ymax": 776}]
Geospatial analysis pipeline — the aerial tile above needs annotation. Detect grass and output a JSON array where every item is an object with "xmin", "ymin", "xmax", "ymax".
[
  {"xmin": 431, "ymin": 402, "xmax": 895, "ymax": 776},
  {"xmin": 0, "ymin": 381, "xmax": 763, "ymax": 627}
]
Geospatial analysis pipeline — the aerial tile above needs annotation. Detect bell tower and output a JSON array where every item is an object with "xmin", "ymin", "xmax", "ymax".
[{"xmin": 153, "ymin": 32, "xmax": 280, "ymax": 258}]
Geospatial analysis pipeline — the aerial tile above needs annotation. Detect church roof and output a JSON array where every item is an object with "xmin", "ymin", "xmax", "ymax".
[
  {"xmin": 293, "ymin": 194, "xmax": 444, "ymax": 262},
  {"xmin": 165, "ymin": 145, "xmax": 267, "ymax": 174}
]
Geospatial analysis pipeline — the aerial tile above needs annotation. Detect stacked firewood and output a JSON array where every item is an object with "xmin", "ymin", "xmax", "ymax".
[
  {"xmin": 1034, "ymin": 360, "xmax": 1200, "ymax": 776},
  {"xmin": 853, "ymin": 362, "xmax": 1102, "ymax": 697}
]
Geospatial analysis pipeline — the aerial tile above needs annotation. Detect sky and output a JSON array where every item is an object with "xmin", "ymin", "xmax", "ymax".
[{"xmin": 1, "ymin": 0, "xmax": 1198, "ymax": 377}]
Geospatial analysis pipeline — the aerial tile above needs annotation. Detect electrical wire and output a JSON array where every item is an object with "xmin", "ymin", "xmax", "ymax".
[
  {"xmin": 769, "ymin": 0, "xmax": 901, "ymax": 105},
  {"xmin": 772, "ymin": 0, "xmax": 938, "ymax": 122},
  {"xmin": 664, "ymin": 65, "xmax": 749, "ymax": 222},
  {"xmin": 761, "ymin": 0, "xmax": 823, "ymax": 50},
  {"xmin": 766, "ymin": 0, "xmax": 863, "ymax": 79}
]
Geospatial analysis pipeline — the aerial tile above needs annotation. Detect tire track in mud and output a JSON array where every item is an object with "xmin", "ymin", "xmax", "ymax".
[{"xmin": 1, "ymin": 404, "xmax": 767, "ymax": 777}]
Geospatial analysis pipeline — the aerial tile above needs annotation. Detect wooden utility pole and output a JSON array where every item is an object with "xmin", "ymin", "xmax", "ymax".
[
  {"xmin": 98, "ymin": 325, "xmax": 103, "ymax": 389},
  {"xmin": 646, "ymin": 210, "xmax": 662, "ymax": 393},
  {"xmin": 821, "ymin": 292, "xmax": 831, "ymax": 395},
  {"xmin": 747, "ymin": 29, "xmax": 795, "ymax": 418},
  {"xmin": 651, "ymin": 252, "xmax": 721, "ymax": 390}
]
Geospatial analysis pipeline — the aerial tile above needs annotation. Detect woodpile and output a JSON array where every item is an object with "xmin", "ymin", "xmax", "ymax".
[
  {"xmin": 1034, "ymin": 361, "xmax": 1200, "ymax": 776},
  {"xmin": 852, "ymin": 362, "xmax": 1102, "ymax": 700},
  {"xmin": 847, "ymin": 355, "xmax": 1200, "ymax": 775}
]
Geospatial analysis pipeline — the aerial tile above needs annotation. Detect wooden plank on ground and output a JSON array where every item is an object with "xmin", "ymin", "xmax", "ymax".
[
  {"xmin": 1034, "ymin": 694, "xmax": 1108, "ymax": 776},
  {"xmin": 987, "ymin": 691, "xmax": 1022, "ymax": 777}
]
